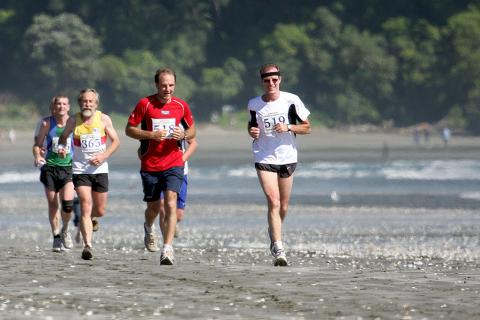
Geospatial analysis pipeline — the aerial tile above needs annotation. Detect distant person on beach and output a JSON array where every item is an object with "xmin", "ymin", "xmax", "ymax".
[
  {"xmin": 126, "ymin": 68, "xmax": 196, "ymax": 265},
  {"xmin": 58, "ymin": 88, "xmax": 120, "ymax": 260},
  {"xmin": 442, "ymin": 127, "xmax": 451, "ymax": 148},
  {"xmin": 247, "ymin": 63, "xmax": 311, "ymax": 266},
  {"xmin": 32, "ymin": 95, "xmax": 75, "ymax": 252},
  {"xmin": 8, "ymin": 128, "xmax": 16, "ymax": 144}
]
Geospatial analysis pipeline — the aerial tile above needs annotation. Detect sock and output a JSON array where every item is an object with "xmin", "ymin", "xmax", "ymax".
[
  {"xmin": 144, "ymin": 223, "xmax": 154, "ymax": 233},
  {"xmin": 273, "ymin": 241, "xmax": 283, "ymax": 251},
  {"xmin": 163, "ymin": 244, "xmax": 173, "ymax": 253}
]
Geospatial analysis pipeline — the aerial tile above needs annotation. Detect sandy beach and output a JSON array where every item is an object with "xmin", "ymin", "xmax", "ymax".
[{"xmin": 1, "ymin": 126, "xmax": 480, "ymax": 319}]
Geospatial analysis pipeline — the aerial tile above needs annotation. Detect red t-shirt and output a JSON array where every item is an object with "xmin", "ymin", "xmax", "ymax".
[{"xmin": 127, "ymin": 95, "xmax": 195, "ymax": 171}]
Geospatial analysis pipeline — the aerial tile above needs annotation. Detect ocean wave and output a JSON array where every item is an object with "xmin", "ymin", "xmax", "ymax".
[
  {"xmin": 1, "ymin": 159, "xmax": 479, "ymax": 186},
  {"xmin": 0, "ymin": 171, "xmax": 39, "ymax": 184}
]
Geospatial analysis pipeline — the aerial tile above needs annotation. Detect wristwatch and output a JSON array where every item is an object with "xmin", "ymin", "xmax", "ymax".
[{"xmin": 287, "ymin": 124, "xmax": 292, "ymax": 132}]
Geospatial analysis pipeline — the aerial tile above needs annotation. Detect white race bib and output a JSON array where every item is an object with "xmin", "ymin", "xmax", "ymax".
[
  {"xmin": 52, "ymin": 137, "xmax": 71, "ymax": 153},
  {"xmin": 261, "ymin": 111, "xmax": 287, "ymax": 137},
  {"xmin": 80, "ymin": 133, "xmax": 103, "ymax": 152},
  {"xmin": 152, "ymin": 118, "xmax": 176, "ymax": 139}
]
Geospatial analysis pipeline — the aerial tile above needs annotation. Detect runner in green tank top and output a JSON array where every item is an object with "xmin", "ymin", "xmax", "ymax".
[{"xmin": 33, "ymin": 95, "xmax": 75, "ymax": 252}]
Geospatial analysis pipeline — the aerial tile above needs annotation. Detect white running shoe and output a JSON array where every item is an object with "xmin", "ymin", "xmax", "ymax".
[
  {"xmin": 52, "ymin": 234, "xmax": 62, "ymax": 252},
  {"xmin": 144, "ymin": 223, "xmax": 159, "ymax": 252},
  {"xmin": 61, "ymin": 229, "xmax": 73, "ymax": 249},
  {"xmin": 160, "ymin": 250, "xmax": 175, "ymax": 265},
  {"xmin": 273, "ymin": 247, "xmax": 288, "ymax": 267}
]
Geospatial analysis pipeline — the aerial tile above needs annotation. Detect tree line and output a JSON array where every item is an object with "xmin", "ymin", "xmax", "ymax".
[{"xmin": 1, "ymin": 0, "xmax": 480, "ymax": 132}]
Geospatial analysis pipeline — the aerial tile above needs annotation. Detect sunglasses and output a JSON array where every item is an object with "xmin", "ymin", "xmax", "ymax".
[{"xmin": 263, "ymin": 78, "xmax": 279, "ymax": 84}]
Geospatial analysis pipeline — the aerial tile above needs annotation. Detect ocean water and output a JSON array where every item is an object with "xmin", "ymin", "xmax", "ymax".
[
  {"xmin": 3, "ymin": 158, "xmax": 479, "ymax": 207},
  {"xmin": 1, "ymin": 157, "xmax": 479, "ymax": 261}
]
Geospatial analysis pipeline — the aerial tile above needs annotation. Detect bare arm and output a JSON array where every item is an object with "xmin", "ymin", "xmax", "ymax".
[
  {"xmin": 92, "ymin": 114, "xmax": 120, "ymax": 164},
  {"xmin": 275, "ymin": 118, "xmax": 311, "ymax": 135},
  {"xmin": 125, "ymin": 123, "xmax": 165, "ymax": 141},
  {"xmin": 247, "ymin": 108, "xmax": 260, "ymax": 139},
  {"xmin": 126, "ymin": 122, "xmax": 196, "ymax": 142},
  {"xmin": 58, "ymin": 117, "xmax": 75, "ymax": 145},
  {"xmin": 32, "ymin": 119, "xmax": 49, "ymax": 166},
  {"xmin": 182, "ymin": 124, "xmax": 196, "ymax": 141},
  {"xmin": 182, "ymin": 137, "xmax": 198, "ymax": 162}
]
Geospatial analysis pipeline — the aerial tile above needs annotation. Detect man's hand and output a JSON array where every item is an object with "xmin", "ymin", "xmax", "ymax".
[
  {"xmin": 89, "ymin": 153, "xmax": 106, "ymax": 166},
  {"xmin": 151, "ymin": 129, "xmax": 168, "ymax": 141},
  {"xmin": 249, "ymin": 126, "xmax": 260, "ymax": 139},
  {"xmin": 57, "ymin": 145, "xmax": 67, "ymax": 158},
  {"xmin": 172, "ymin": 126, "xmax": 185, "ymax": 140}
]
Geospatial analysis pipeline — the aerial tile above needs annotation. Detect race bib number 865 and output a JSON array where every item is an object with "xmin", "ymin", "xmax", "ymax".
[{"xmin": 80, "ymin": 134, "xmax": 103, "ymax": 152}]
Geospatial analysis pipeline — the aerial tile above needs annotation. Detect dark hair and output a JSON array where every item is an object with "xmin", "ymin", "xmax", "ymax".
[{"xmin": 154, "ymin": 68, "xmax": 177, "ymax": 83}]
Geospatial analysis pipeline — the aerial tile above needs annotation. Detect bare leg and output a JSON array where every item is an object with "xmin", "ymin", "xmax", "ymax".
[
  {"xmin": 158, "ymin": 198, "xmax": 166, "ymax": 235},
  {"xmin": 256, "ymin": 170, "xmax": 293, "ymax": 242},
  {"xmin": 44, "ymin": 188, "xmax": 60, "ymax": 235},
  {"xmin": 76, "ymin": 186, "xmax": 93, "ymax": 247},
  {"xmin": 59, "ymin": 181, "xmax": 75, "ymax": 231},
  {"xmin": 176, "ymin": 208, "xmax": 184, "ymax": 222},
  {"xmin": 162, "ymin": 190, "xmax": 178, "ymax": 245}
]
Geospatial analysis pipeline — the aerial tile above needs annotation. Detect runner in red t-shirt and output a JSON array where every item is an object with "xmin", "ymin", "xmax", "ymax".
[{"xmin": 126, "ymin": 68, "xmax": 196, "ymax": 265}]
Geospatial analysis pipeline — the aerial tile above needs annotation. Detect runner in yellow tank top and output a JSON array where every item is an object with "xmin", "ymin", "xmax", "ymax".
[
  {"xmin": 58, "ymin": 88, "xmax": 120, "ymax": 260},
  {"xmin": 72, "ymin": 110, "xmax": 108, "ymax": 175}
]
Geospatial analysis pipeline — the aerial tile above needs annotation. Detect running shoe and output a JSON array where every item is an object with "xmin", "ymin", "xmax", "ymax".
[
  {"xmin": 81, "ymin": 245, "xmax": 93, "ymax": 260},
  {"xmin": 160, "ymin": 250, "xmax": 175, "ymax": 265},
  {"xmin": 52, "ymin": 234, "xmax": 62, "ymax": 252},
  {"xmin": 273, "ymin": 247, "xmax": 288, "ymax": 267},
  {"xmin": 92, "ymin": 217, "xmax": 99, "ymax": 232},
  {"xmin": 144, "ymin": 223, "xmax": 159, "ymax": 252},
  {"xmin": 61, "ymin": 229, "xmax": 73, "ymax": 249}
]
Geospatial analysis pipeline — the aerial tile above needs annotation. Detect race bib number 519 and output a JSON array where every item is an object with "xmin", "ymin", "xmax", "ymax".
[{"xmin": 262, "ymin": 112, "xmax": 286, "ymax": 136}]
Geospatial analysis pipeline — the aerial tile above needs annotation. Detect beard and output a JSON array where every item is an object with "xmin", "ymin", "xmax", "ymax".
[{"xmin": 81, "ymin": 109, "xmax": 93, "ymax": 118}]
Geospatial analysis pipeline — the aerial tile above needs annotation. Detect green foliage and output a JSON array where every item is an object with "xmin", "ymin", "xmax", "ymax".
[
  {"xmin": 215, "ymin": 110, "xmax": 250, "ymax": 130},
  {"xmin": 0, "ymin": 9, "xmax": 14, "ymax": 23},
  {"xmin": 23, "ymin": 13, "xmax": 102, "ymax": 99},
  {"xmin": 443, "ymin": 6, "xmax": 480, "ymax": 132},
  {"xmin": 1, "ymin": 1, "xmax": 480, "ymax": 132},
  {"xmin": 334, "ymin": 89, "xmax": 381, "ymax": 124},
  {"xmin": 259, "ymin": 23, "xmax": 310, "ymax": 88},
  {"xmin": 383, "ymin": 17, "xmax": 440, "ymax": 85},
  {"xmin": 194, "ymin": 58, "xmax": 245, "ymax": 118},
  {"xmin": 97, "ymin": 50, "xmax": 196, "ymax": 111},
  {"xmin": 444, "ymin": 105, "xmax": 468, "ymax": 130},
  {"xmin": 0, "ymin": 98, "xmax": 38, "ymax": 130}
]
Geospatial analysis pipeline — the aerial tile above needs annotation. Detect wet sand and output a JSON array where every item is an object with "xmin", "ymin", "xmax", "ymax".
[
  {"xmin": 1, "ymin": 206, "xmax": 479, "ymax": 320},
  {"xmin": 1, "ymin": 126, "xmax": 480, "ymax": 319}
]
